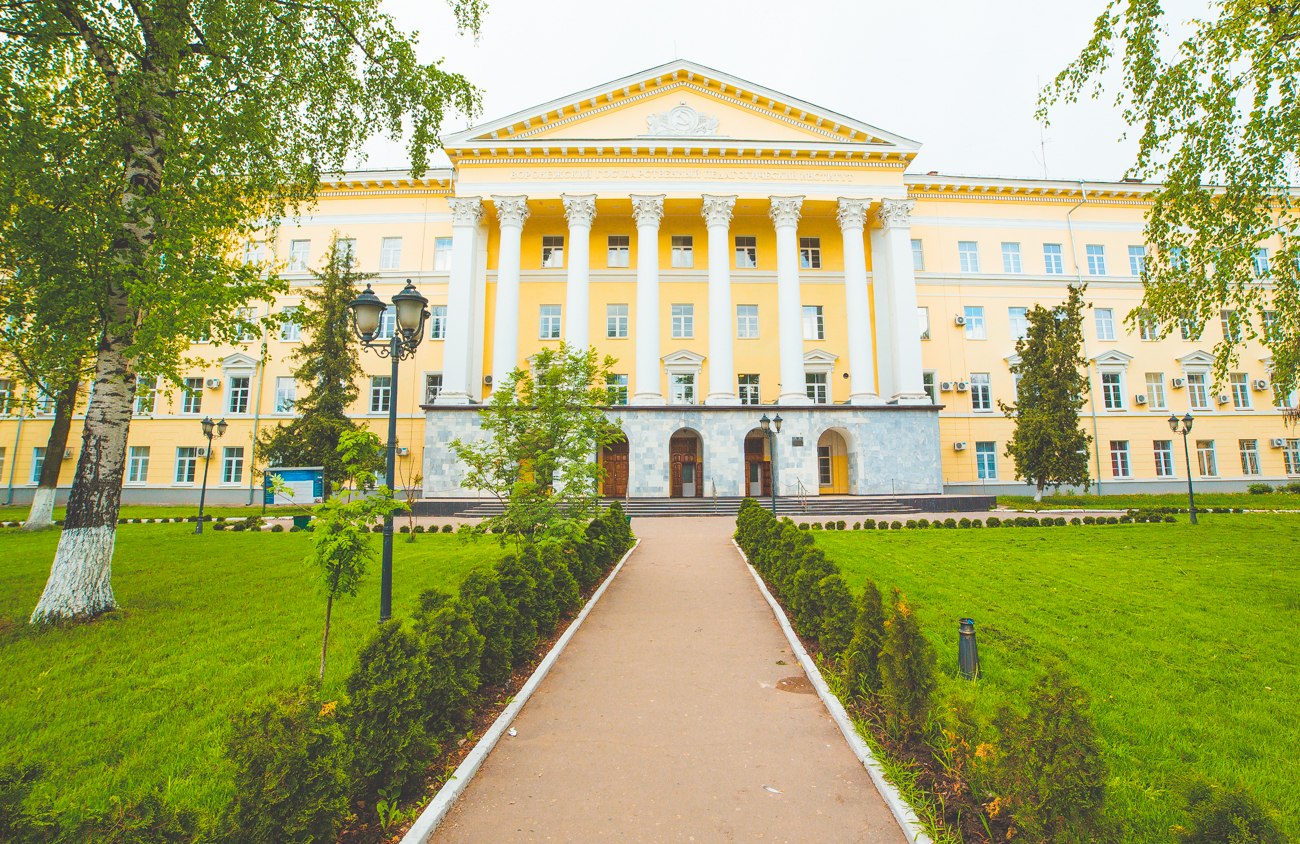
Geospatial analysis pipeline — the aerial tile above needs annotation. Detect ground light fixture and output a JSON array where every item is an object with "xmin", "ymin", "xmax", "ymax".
[
  {"xmin": 1168, "ymin": 413, "xmax": 1198, "ymax": 525},
  {"xmin": 958, "ymin": 618, "xmax": 980, "ymax": 679},
  {"xmin": 194, "ymin": 416, "xmax": 228, "ymax": 534},
  {"xmin": 347, "ymin": 280, "xmax": 430, "ymax": 623},
  {"xmin": 758, "ymin": 413, "xmax": 783, "ymax": 514}
]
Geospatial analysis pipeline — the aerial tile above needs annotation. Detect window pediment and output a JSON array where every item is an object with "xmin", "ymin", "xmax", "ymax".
[
  {"xmin": 803, "ymin": 349, "xmax": 838, "ymax": 374},
  {"xmin": 662, "ymin": 349, "xmax": 705, "ymax": 375},
  {"xmin": 221, "ymin": 353, "xmax": 259, "ymax": 375}
]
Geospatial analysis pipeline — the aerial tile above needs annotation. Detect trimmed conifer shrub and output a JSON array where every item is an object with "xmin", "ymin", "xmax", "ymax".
[
  {"xmin": 817, "ymin": 574, "xmax": 856, "ymax": 659},
  {"xmin": 541, "ymin": 543, "xmax": 581, "ymax": 618},
  {"xmin": 495, "ymin": 555, "xmax": 539, "ymax": 666},
  {"xmin": 842, "ymin": 579, "xmax": 886, "ymax": 699},
  {"xmin": 1179, "ymin": 783, "xmax": 1286, "ymax": 844},
  {"xmin": 879, "ymin": 589, "xmax": 937, "ymax": 739},
  {"xmin": 413, "ymin": 591, "xmax": 484, "ymax": 744},
  {"xmin": 457, "ymin": 571, "xmax": 517, "ymax": 688}
]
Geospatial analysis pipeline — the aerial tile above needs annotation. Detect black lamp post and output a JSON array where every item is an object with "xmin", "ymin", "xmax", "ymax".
[
  {"xmin": 347, "ymin": 280, "xmax": 429, "ymax": 623},
  {"xmin": 195, "ymin": 416, "xmax": 228, "ymax": 534},
  {"xmin": 758, "ymin": 412, "xmax": 783, "ymax": 514},
  {"xmin": 1169, "ymin": 412, "xmax": 1198, "ymax": 525}
]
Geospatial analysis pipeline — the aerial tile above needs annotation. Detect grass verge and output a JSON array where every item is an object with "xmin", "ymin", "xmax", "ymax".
[{"xmin": 997, "ymin": 491, "xmax": 1300, "ymax": 511}]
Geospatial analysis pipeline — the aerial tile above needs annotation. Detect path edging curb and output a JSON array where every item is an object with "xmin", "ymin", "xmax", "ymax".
[
  {"xmin": 400, "ymin": 537, "xmax": 642, "ymax": 844},
  {"xmin": 733, "ymin": 539, "xmax": 934, "ymax": 844}
]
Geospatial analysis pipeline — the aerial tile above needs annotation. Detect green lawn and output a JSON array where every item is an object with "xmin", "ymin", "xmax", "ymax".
[
  {"xmin": 0, "ymin": 503, "xmax": 302, "ymax": 522},
  {"xmin": 817, "ymin": 515, "xmax": 1300, "ymax": 842},
  {"xmin": 998, "ymin": 491, "xmax": 1300, "ymax": 511},
  {"xmin": 0, "ymin": 525, "xmax": 505, "ymax": 825}
]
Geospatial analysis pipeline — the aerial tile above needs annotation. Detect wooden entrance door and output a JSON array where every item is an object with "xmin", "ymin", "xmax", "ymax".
[
  {"xmin": 743, "ymin": 434, "xmax": 771, "ymax": 497},
  {"xmin": 669, "ymin": 434, "xmax": 701, "ymax": 498},
  {"xmin": 601, "ymin": 440, "xmax": 629, "ymax": 498}
]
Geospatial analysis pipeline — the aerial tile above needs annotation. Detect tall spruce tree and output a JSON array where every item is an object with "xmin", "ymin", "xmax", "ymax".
[
  {"xmin": 1001, "ymin": 285, "xmax": 1092, "ymax": 502},
  {"xmin": 258, "ymin": 238, "xmax": 377, "ymax": 497}
]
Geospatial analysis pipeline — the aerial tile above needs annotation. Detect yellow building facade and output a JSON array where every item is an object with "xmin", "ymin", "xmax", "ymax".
[{"xmin": 2, "ymin": 60, "xmax": 1298, "ymax": 506}]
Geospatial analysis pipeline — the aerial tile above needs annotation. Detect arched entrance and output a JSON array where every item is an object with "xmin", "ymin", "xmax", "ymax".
[
  {"xmin": 669, "ymin": 428, "xmax": 703, "ymax": 498},
  {"xmin": 817, "ymin": 429, "xmax": 850, "ymax": 495},
  {"xmin": 743, "ymin": 429, "xmax": 772, "ymax": 497},
  {"xmin": 600, "ymin": 436, "xmax": 629, "ymax": 497}
]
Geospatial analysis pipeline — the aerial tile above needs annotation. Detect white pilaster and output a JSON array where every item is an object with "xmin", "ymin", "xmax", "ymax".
[
  {"xmin": 703, "ymin": 194, "xmax": 738, "ymax": 405},
  {"xmin": 874, "ymin": 198, "xmax": 928, "ymax": 403},
  {"xmin": 561, "ymin": 193, "xmax": 596, "ymax": 348},
  {"xmin": 770, "ymin": 195, "xmax": 811, "ymax": 405},
  {"xmin": 631, "ymin": 194, "xmax": 665, "ymax": 405},
  {"xmin": 491, "ymin": 195, "xmax": 529, "ymax": 390},
  {"xmin": 436, "ymin": 196, "xmax": 483, "ymax": 405},
  {"xmin": 837, "ymin": 197, "xmax": 882, "ymax": 405}
]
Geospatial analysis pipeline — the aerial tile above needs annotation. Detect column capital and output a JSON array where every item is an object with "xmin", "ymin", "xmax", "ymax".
[
  {"xmin": 874, "ymin": 197, "xmax": 916, "ymax": 230},
  {"xmin": 449, "ymin": 196, "xmax": 484, "ymax": 227},
  {"xmin": 836, "ymin": 197, "xmax": 872, "ymax": 231},
  {"xmin": 491, "ymin": 195, "xmax": 530, "ymax": 228},
  {"xmin": 768, "ymin": 195, "xmax": 804, "ymax": 228},
  {"xmin": 630, "ymin": 194, "xmax": 665, "ymax": 228},
  {"xmin": 701, "ymin": 194, "xmax": 737, "ymax": 228},
  {"xmin": 561, "ymin": 193, "xmax": 597, "ymax": 228}
]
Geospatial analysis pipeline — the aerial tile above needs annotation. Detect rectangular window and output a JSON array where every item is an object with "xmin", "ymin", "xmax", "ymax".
[
  {"xmin": 222, "ymin": 446, "xmax": 244, "ymax": 485},
  {"xmin": 802, "ymin": 305, "xmax": 825, "ymax": 341},
  {"xmin": 33, "ymin": 389, "xmax": 54, "ymax": 415},
  {"xmin": 1102, "ymin": 372, "xmax": 1125, "ymax": 410},
  {"xmin": 958, "ymin": 241, "xmax": 980, "ymax": 273},
  {"xmin": 370, "ymin": 376, "xmax": 392, "ymax": 413},
  {"xmin": 380, "ymin": 237, "xmax": 402, "ymax": 270},
  {"xmin": 1145, "ymin": 373, "xmax": 1167, "ymax": 410},
  {"xmin": 375, "ymin": 309, "xmax": 395, "ymax": 340},
  {"xmin": 539, "ymin": 304, "xmax": 562, "ymax": 339},
  {"xmin": 274, "ymin": 377, "xmax": 296, "ymax": 413},
  {"xmin": 670, "ymin": 373, "xmax": 695, "ymax": 404},
  {"xmin": 1170, "ymin": 246, "xmax": 1190, "ymax": 271},
  {"xmin": 964, "ymin": 306, "xmax": 986, "ymax": 340},
  {"xmin": 1187, "ymin": 372, "xmax": 1210, "ymax": 410},
  {"xmin": 227, "ymin": 377, "xmax": 250, "ymax": 414},
  {"xmin": 922, "ymin": 371, "xmax": 937, "ymax": 404},
  {"xmin": 606, "ymin": 374, "xmax": 629, "ymax": 405},
  {"xmin": 975, "ymin": 441, "xmax": 998, "ymax": 480},
  {"xmin": 433, "ymin": 237, "xmax": 453, "ymax": 271},
  {"xmin": 1239, "ymin": 439, "xmax": 1260, "ymax": 475},
  {"xmin": 1095, "ymin": 308, "xmax": 1115, "ymax": 341},
  {"xmin": 1230, "ymin": 373, "xmax": 1251, "ymax": 409},
  {"xmin": 1196, "ymin": 440, "xmax": 1217, "ymax": 476},
  {"xmin": 1001, "ymin": 242, "xmax": 1022, "ymax": 273},
  {"xmin": 1128, "ymin": 245, "xmax": 1146, "ymax": 276},
  {"xmin": 1043, "ymin": 243, "xmax": 1064, "ymax": 274},
  {"xmin": 280, "ymin": 306, "xmax": 301, "ymax": 342},
  {"xmin": 671, "ymin": 303, "xmax": 694, "ymax": 338},
  {"xmin": 288, "ymin": 239, "xmax": 310, "ymax": 271},
  {"xmin": 337, "ymin": 238, "xmax": 357, "ymax": 266},
  {"xmin": 818, "ymin": 447, "xmax": 832, "ymax": 487},
  {"xmin": 1253, "ymin": 248, "xmax": 1270, "ymax": 277},
  {"xmin": 1263, "ymin": 310, "xmax": 1278, "ymax": 342},
  {"xmin": 424, "ymin": 373, "xmax": 443, "ymax": 404},
  {"xmin": 0, "ymin": 379, "xmax": 11, "ymax": 414},
  {"xmin": 918, "ymin": 306, "xmax": 931, "ymax": 340},
  {"xmin": 175, "ymin": 447, "xmax": 198, "ymax": 484},
  {"xmin": 738, "ymin": 374, "xmax": 760, "ymax": 405},
  {"xmin": 1180, "ymin": 318, "xmax": 1200, "ymax": 341},
  {"xmin": 1154, "ymin": 440, "xmax": 1175, "ymax": 477},
  {"xmin": 0, "ymin": 448, "xmax": 5, "ymax": 482},
  {"xmin": 806, "ymin": 372, "xmax": 828, "ymax": 404},
  {"xmin": 736, "ymin": 304, "xmax": 759, "ymax": 339},
  {"xmin": 606, "ymin": 304, "xmax": 629, "ymax": 339},
  {"xmin": 607, "ymin": 235, "xmax": 630, "ymax": 268},
  {"xmin": 970, "ymin": 373, "xmax": 992, "ymax": 411},
  {"xmin": 237, "ymin": 306, "xmax": 258, "ymax": 341},
  {"xmin": 799, "ymin": 237, "xmax": 822, "ymax": 269},
  {"xmin": 133, "ymin": 377, "xmax": 157, "ymax": 415},
  {"xmin": 541, "ymin": 235, "xmax": 565, "ymax": 268},
  {"xmin": 1221, "ymin": 309, "xmax": 1240, "ymax": 343},
  {"xmin": 182, "ymin": 377, "xmax": 204, "ymax": 414},
  {"xmin": 243, "ymin": 241, "xmax": 265, "ymax": 265},
  {"xmin": 429, "ymin": 305, "xmax": 447, "ymax": 340},
  {"xmin": 1086, "ymin": 244, "xmax": 1107, "ymax": 275},
  {"xmin": 911, "ymin": 238, "xmax": 925, "ymax": 271},
  {"xmin": 30, "ymin": 447, "xmax": 45, "ymax": 484},
  {"xmin": 1110, "ymin": 440, "xmax": 1131, "ymax": 478},
  {"xmin": 1140, "ymin": 317, "xmax": 1159, "ymax": 341},
  {"xmin": 671, "ymin": 235, "xmax": 694, "ymax": 268},
  {"xmin": 1008, "ymin": 307, "xmax": 1028, "ymax": 341},
  {"xmin": 1285, "ymin": 439, "xmax": 1300, "ymax": 475},
  {"xmin": 735, "ymin": 236, "xmax": 757, "ymax": 268}
]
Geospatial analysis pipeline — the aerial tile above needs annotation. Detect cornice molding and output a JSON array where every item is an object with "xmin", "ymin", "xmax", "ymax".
[{"xmin": 453, "ymin": 154, "xmax": 908, "ymax": 170}]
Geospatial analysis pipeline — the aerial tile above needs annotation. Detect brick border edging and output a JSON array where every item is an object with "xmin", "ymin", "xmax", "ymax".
[
  {"xmin": 400, "ymin": 538, "xmax": 642, "ymax": 844},
  {"xmin": 732, "ymin": 539, "xmax": 934, "ymax": 844}
]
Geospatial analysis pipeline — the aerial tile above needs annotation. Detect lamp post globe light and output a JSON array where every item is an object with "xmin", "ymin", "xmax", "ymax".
[
  {"xmin": 194, "ymin": 416, "xmax": 228, "ymax": 534},
  {"xmin": 1168, "ymin": 413, "xmax": 1198, "ymax": 525},
  {"xmin": 758, "ymin": 412, "xmax": 783, "ymax": 514},
  {"xmin": 347, "ymin": 280, "xmax": 430, "ymax": 623}
]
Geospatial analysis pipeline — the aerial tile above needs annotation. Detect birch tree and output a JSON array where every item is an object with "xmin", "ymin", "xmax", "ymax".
[{"xmin": 1, "ymin": 0, "xmax": 483, "ymax": 623}]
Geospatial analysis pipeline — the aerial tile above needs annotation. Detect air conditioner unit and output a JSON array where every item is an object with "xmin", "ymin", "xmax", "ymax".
[
  {"xmin": 205, "ymin": 377, "xmax": 221, "ymax": 389},
  {"xmin": 1171, "ymin": 377, "xmax": 1187, "ymax": 388},
  {"xmin": 483, "ymin": 374, "xmax": 493, "ymax": 385},
  {"xmin": 953, "ymin": 315, "xmax": 967, "ymax": 327},
  {"xmin": 1217, "ymin": 393, "xmax": 1231, "ymax": 405},
  {"xmin": 396, "ymin": 446, "xmax": 410, "ymax": 456},
  {"xmin": 1269, "ymin": 437, "xmax": 1287, "ymax": 448},
  {"xmin": 1135, "ymin": 394, "xmax": 1148, "ymax": 405},
  {"xmin": 953, "ymin": 441, "xmax": 968, "ymax": 451},
  {"xmin": 939, "ymin": 381, "xmax": 954, "ymax": 392},
  {"xmin": 955, "ymin": 381, "xmax": 970, "ymax": 392},
  {"xmin": 62, "ymin": 449, "xmax": 73, "ymax": 460},
  {"xmin": 1253, "ymin": 379, "xmax": 1269, "ymax": 391},
  {"xmin": 196, "ymin": 446, "xmax": 209, "ymax": 458}
]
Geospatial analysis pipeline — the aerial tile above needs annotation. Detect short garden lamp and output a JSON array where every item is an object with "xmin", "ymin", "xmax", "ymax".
[
  {"xmin": 958, "ymin": 618, "xmax": 980, "ymax": 680},
  {"xmin": 1168, "ymin": 413, "xmax": 1198, "ymax": 525},
  {"xmin": 194, "ymin": 416, "xmax": 228, "ymax": 535}
]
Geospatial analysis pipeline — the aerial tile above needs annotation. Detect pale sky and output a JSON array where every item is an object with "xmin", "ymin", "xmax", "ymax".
[{"xmin": 361, "ymin": 0, "xmax": 1208, "ymax": 182}]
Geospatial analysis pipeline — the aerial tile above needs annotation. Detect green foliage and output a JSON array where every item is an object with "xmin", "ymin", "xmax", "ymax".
[
  {"xmin": 413, "ymin": 591, "xmax": 484, "ymax": 745},
  {"xmin": 495, "ymin": 555, "xmax": 539, "ymax": 665},
  {"xmin": 878, "ymin": 589, "xmax": 937, "ymax": 740},
  {"xmin": 816, "ymin": 574, "xmax": 856, "ymax": 659},
  {"xmin": 223, "ymin": 688, "xmax": 350, "ymax": 844},
  {"xmin": 842, "ymin": 580, "xmax": 887, "ymax": 699},
  {"xmin": 1248, "ymin": 483, "xmax": 1274, "ymax": 495},
  {"xmin": 0, "ymin": 763, "xmax": 50, "ymax": 844},
  {"xmin": 1179, "ymin": 783, "xmax": 1287, "ymax": 844},
  {"xmin": 457, "ymin": 571, "xmax": 517, "ymax": 688},
  {"xmin": 541, "ymin": 543, "xmax": 582, "ymax": 618},
  {"xmin": 66, "ymin": 793, "xmax": 200, "ymax": 844},
  {"xmin": 1002, "ymin": 284, "xmax": 1092, "ymax": 498},
  {"xmin": 991, "ymin": 666, "xmax": 1107, "ymax": 843},
  {"xmin": 518, "ymin": 546, "xmax": 560, "ymax": 637}
]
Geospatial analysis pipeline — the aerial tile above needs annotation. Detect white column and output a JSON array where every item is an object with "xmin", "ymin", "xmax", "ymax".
[
  {"xmin": 631, "ymin": 194, "xmax": 665, "ymax": 405},
  {"xmin": 874, "ymin": 198, "xmax": 928, "ymax": 403},
  {"xmin": 491, "ymin": 195, "xmax": 529, "ymax": 390},
  {"xmin": 436, "ymin": 196, "xmax": 482, "ymax": 405},
  {"xmin": 837, "ymin": 197, "xmax": 881, "ymax": 405},
  {"xmin": 770, "ymin": 195, "xmax": 811, "ymax": 405},
  {"xmin": 561, "ymin": 193, "xmax": 596, "ymax": 348},
  {"xmin": 703, "ymin": 194, "xmax": 738, "ymax": 405}
]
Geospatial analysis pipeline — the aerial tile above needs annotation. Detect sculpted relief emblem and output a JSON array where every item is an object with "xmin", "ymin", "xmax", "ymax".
[{"xmin": 645, "ymin": 102, "xmax": 719, "ymax": 136}]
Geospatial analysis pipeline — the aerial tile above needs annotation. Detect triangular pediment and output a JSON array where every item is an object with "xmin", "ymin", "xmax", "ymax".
[
  {"xmin": 1093, "ymin": 350, "xmax": 1135, "ymax": 367},
  {"xmin": 662, "ymin": 349, "xmax": 706, "ymax": 372},
  {"xmin": 1177, "ymin": 350, "xmax": 1215, "ymax": 368},
  {"xmin": 221, "ymin": 353, "xmax": 259, "ymax": 373}
]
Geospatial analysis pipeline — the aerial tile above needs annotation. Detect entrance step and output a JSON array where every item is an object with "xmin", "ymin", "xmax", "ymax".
[{"xmin": 414, "ymin": 494, "xmax": 994, "ymax": 519}]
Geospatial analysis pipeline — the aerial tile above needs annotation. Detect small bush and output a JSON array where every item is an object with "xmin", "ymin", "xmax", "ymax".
[
  {"xmin": 1178, "ymin": 782, "xmax": 1286, "ymax": 844},
  {"xmin": 1070, "ymin": 517, "xmax": 1081, "ymax": 525},
  {"xmin": 944, "ymin": 518, "xmax": 957, "ymax": 529},
  {"xmin": 986, "ymin": 516, "xmax": 1001, "ymax": 527},
  {"xmin": 0, "ymin": 763, "xmax": 47, "ymax": 843},
  {"xmin": 413, "ymin": 591, "xmax": 484, "ymax": 745},
  {"xmin": 1283, "ymin": 481, "xmax": 1300, "ymax": 494},
  {"xmin": 878, "ymin": 520, "xmax": 890, "ymax": 530},
  {"xmin": 811, "ymin": 522, "xmax": 823, "ymax": 531},
  {"xmin": 398, "ymin": 525, "xmax": 410, "ymax": 534},
  {"xmin": 823, "ymin": 520, "xmax": 834, "ymax": 531},
  {"xmin": 1083, "ymin": 515, "xmax": 1096, "ymax": 525},
  {"xmin": 863, "ymin": 519, "xmax": 876, "ymax": 530},
  {"xmin": 879, "ymin": 589, "xmax": 937, "ymax": 739},
  {"xmin": 1164, "ymin": 515, "xmax": 1176, "ymax": 523},
  {"xmin": 1247, "ymin": 483, "xmax": 1274, "ymax": 495},
  {"xmin": 916, "ymin": 518, "xmax": 929, "ymax": 528},
  {"xmin": 799, "ymin": 522, "xmax": 811, "ymax": 531},
  {"xmin": 905, "ymin": 520, "xmax": 917, "ymax": 529},
  {"xmin": 371, "ymin": 523, "xmax": 384, "ymax": 533},
  {"xmin": 958, "ymin": 517, "xmax": 971, "ymax": 528},
  {"xmin": 1106, "ymin": 516, "xmax": 1119, "ymax": 525},
  {"xmin": 971, "ymin": 518, "xmax": 983, "ymax": 528},
  {"xmin": 842, "ymin": 580, "xmax": 886, "ymax": 699},
  {"xmin": 852, "ymin": 521, "xmax": 861, "ymax": 530},
  {"xmin": 213, "ymin": 522, "xmax": 227, "ymax": 531},
  {"xmin": 441, "ymin": 524, "xmax": 454, "ymax": 533},
  {"xmin": 1055, "ymin": 516, "xmax": 1068, "ymax": 526},
  {"xmin": 413, "ymin": 524, "xmax": 425, "ymax": 534},
  {"xmin": 458, "ymin": 571, "xmax": 517, "ymax": 688},
  {"xmin": 68, "ymin": 791, "xmax": 200, "ymax": 843},
  {"xmin": 890, "ymin": 520, "xmax": 902, "ymax": 530},
  {"xmin": 836, "ymin": 520, "xmax": 846, "ymax": 531},
  {"xmin": 230, "ymin": 523, "xmax": 246, "ymax": 532},
  {"xmin": 271, "ymin": 524, "xmax": 285, "ymax": 533},
  {"xmin": 495, "ymin": 555, "xmax": 539, "ymax": 665}
]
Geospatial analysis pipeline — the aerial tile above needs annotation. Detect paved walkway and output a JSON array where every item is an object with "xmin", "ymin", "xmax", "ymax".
[{"xmin": 432, "ymin": 516, "xmax": 906, "ymax": 843}]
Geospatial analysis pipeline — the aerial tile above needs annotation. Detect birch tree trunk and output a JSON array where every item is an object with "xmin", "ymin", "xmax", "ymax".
[{"xmin": 23, "ymin": 374, "xmax": 80, "ymax": 531}]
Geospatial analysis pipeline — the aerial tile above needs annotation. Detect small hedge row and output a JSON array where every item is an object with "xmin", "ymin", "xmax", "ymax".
[
  {"xmin": 1248, "ymin": 481, "xmax": 1300, "ymax": 494},
  {"xmin": 798, "ymin": 512, "xmax": 1177, "ymax": 532}
]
